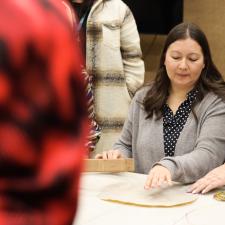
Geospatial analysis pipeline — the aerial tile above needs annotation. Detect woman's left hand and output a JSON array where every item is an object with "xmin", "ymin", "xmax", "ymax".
[
  {"xmin": 188, "ymin": 164, "xmax": 225, "ymax": 194},
  {"xmin": 144, "ymin": 165, "xmax": 172, "ymax": 189}
]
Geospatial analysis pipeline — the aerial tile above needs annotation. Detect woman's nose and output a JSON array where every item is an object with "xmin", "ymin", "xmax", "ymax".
[{"xmin": 178, "ymin": 59, "xmax": 188, "ymax": 70}]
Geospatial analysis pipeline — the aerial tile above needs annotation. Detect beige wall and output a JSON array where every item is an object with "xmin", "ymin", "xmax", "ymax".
[{"xmin": 141, "ymin": 0, "xmax": 225, "ymax": 82}]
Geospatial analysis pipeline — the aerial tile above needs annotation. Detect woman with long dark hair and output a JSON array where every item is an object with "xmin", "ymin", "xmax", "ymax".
[{"xmin": 96, "ymin": 22, "xmax": 225, "ymax": 189}]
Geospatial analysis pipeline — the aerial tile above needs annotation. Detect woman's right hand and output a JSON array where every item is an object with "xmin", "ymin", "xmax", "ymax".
[{"xmin": 95, "ymin": 150, "xmax": 124, "ymax": 159}]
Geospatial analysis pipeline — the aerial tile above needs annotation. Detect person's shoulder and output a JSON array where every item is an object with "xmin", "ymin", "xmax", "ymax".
[
  {"xmin": 110, "ymin": 0, "xmax": 126, "ymax": 5},
  {"xmin": 203, "ymin": 91, "xmax": 225, "ymax": 105},
  {"xmin": 198, "ymin": 91, "xmax": 225, "ymax": 115},
  {"xmin": 108, "ymin": 0, "xmax": 130, "ymax": 10},
  {"xmin": 134, "ymin": 83, "xmax": 153, "ymax": 102}
]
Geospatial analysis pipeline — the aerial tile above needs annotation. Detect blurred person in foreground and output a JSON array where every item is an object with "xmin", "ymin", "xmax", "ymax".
[
  {"xmin": 0, "ymin": 0, "xmax": 88, "ymax": 225},
  {"xmin": 96, "ymin": 22, "xmax": 225, "ymax": 189}
]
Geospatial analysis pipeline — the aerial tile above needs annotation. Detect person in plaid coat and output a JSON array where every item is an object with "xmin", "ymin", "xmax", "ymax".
[
  {"xmin": 0, "ymin": 0, "xmax": 88, "ymax": 224},
  {"xmin": 68, "ymin": 0, "xmax": 145, "ymax": 156}
]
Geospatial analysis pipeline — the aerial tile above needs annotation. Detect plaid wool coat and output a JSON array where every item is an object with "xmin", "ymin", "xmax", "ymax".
[{"xmin": 86, "ymin": 0, "xmax": 145, "ymax": 155}]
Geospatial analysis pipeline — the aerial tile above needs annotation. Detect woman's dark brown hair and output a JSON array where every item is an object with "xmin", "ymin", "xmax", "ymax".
[{"xmin": 144, "ymin": 22, "xmax": 225, "ymax": 119}]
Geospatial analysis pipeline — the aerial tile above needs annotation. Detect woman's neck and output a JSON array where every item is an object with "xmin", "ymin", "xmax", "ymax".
[
  {"xmin": 169, "ymin": 85, "xmax": 194, "ymax": 101},
  {"xmin": 167, "ymin": 85, "xmax": 194, "ymax": 115}
]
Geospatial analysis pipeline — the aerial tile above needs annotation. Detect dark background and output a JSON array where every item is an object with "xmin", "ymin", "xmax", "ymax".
[{"xmin": 123, "ymin": 0, "xmax": 183, "ymax": 34}]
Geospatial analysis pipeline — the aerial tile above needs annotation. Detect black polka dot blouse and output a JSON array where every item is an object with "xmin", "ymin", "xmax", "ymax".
[{"xmin": 162, "ymin": 89, "xmax": 198, "ymax": 157}]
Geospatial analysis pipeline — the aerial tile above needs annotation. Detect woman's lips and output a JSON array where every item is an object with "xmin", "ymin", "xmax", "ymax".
[{"xmin": 176, "ymin": 73, "xmax": 190, "ymax": 76}]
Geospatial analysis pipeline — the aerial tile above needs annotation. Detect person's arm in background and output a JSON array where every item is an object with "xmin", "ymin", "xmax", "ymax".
[{"xmin": 120, "ymin": 6, "xmax": 145, "ymax": 96}]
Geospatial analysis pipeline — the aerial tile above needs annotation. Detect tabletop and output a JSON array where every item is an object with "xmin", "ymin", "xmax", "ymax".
[{"xmin": 73, "ymin": 172, "xmax": 225, "ymax": 225}]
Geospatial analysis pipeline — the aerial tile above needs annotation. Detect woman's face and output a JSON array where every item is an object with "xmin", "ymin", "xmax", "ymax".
[{"xmin": 164, "ymin": 37, "xmax": 205, "ymax": 90}]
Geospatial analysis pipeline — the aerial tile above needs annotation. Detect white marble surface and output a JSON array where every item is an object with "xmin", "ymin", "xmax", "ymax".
[{"xmin": 73, "ymin": 172, "xmax": 225, "ymax": 225}]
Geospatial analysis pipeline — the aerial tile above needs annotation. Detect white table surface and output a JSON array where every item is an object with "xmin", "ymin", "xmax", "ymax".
[{"xmin": 73, "ymin": 172, "xmax": 225, "ymax": 225}]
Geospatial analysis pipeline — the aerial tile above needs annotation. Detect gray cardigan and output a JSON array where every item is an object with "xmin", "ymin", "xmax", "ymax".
[{"xmin": 113, "ymin": 87, "xmax": 225, "ymax": 183}]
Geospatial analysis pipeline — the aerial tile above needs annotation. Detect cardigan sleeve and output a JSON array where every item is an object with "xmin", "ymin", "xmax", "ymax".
[
  {"xmin": 113, "ymin": 87, "xmax": 148, "ymax": 157},
  {"xmin": 120, "ymin": 6, "xmax": 145, "ymax": 96},
  {"xmin": 158, "ymin": 96, "xmax": 225, "ymax": 184},
  {"xmin": 112, "ymin": 91, "xmax": 138, "ymax": 157}
]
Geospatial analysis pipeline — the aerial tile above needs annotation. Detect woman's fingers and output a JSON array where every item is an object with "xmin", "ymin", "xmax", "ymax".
[
  {"xmin": 151, "ymin": 173, "xmax": 160, "ymax": 188},
  {"xmin": 165, "ymin": 173, "xmax": 172, "ymax": 186},
  {"xmin": 189, "ymin": 177, "xmax": 223, "ymax": 194},
  {"xmin": 144, "ymin": 165, "xmax": 172, "ymax": 189},
  {"xmin": 112, "ymin": 150, "xmax": 122, "ymax": 159},
  {"xmin": 95, "ymin": 153, "xmax": 103, "ymax": 159},
  {"xmin": 144, "ymin": 172, "xmax": 154, "ymax": 189},
  {"xmin": 188, "ymin": 165, "xmax": 225, "ymax": 194},
  {"xmin": 94, "ymin": 150, "xmax": 124, "ymax": 159},
  {"xmin": 189, "ymin": 180, "xmax": 208, "ymax": 194}
]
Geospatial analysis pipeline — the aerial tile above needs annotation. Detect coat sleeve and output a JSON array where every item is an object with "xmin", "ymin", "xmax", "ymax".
[
  {"xmin": 158, "ymin": 97, "xmax": 225, "ymax": 184},
  {"xmin": 120, "ymin": 6, "xmax": 145, "ymax": 96}
]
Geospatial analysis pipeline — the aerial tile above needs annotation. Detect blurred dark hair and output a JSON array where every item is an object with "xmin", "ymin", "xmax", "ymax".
[{"xmin": 144, "ymin": 22, "xmax": 225, "ymax": 119}]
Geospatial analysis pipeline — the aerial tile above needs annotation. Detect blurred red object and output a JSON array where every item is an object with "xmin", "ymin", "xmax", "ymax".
[{"xmin": 0, "ymin": 0, "xmax": 88, "ymax": 224}]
